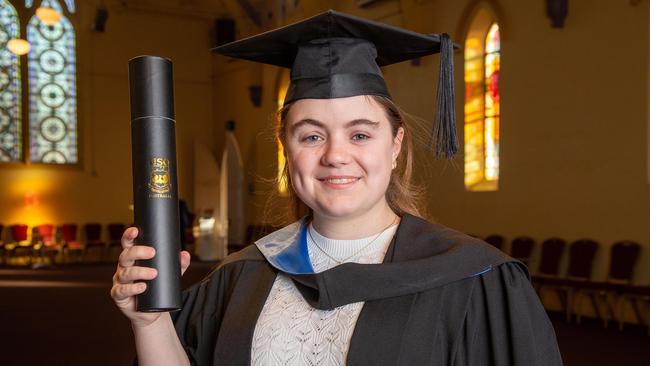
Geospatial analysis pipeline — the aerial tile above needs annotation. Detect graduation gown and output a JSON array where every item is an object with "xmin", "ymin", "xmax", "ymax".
[{"xmin": 172, "ymin": 214, "xmax": 563, "ymax": 365}]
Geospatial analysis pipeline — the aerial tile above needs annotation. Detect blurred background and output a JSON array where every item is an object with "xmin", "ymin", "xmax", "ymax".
[{"xmin": 0, "ymin": 0, "xmax": 649, "ymax": 365}]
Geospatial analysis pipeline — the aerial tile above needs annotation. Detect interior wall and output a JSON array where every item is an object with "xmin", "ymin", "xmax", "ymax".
[
  {"xmin": 2, "ymin": 0, "xmax": 648, "ymax": 286},
  {"xmin": 210, "ymin": 0, "xmax": 650, "ymax": 285}
]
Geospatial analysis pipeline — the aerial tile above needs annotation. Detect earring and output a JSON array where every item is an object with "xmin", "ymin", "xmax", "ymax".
[{"xmin": 391, "ymin": 160, "xmax": 397, "ymax": 169}]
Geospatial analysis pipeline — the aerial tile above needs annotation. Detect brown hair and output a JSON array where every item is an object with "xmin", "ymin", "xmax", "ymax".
[{"xmin": 273, "ymin": 95, "xmax": 424, "ymax": 221}]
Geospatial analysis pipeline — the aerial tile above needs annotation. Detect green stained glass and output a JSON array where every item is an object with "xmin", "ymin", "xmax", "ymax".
[
  {"xmin": 27, "ymin": 0, "xmax": 77, "ymax": 164},
  {"xmin": 0, "ymin": 0, "xmax": 22, "ymax": 162}
]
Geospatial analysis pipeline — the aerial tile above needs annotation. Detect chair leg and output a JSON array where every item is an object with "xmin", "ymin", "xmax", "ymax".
[
  {"xmin": 587, "ymin": 292, "xmax": 606, "ymax": 328},
  {"xmin": 604, "ymin": 292, "xmax": 617, "ymax": 328},
  {"xmin": 629, "ymin": 297, "xmax": 650, "ymax": 335},
  {"xmin": 618, "ymin": 296, "xmax": 628, "ymax": 331},
  {"xmin": 565, "ymin": 288, "xmax": 574, "ymax": 323},
  {"xmin": 575, "ymin": 291, "xmax": 584, "ymax": 324}
]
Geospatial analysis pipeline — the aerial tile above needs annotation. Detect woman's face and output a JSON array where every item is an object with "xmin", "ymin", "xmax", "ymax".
[{"xmin": 284, "ymin": 95, "xmax": 404, "ymax": 220}]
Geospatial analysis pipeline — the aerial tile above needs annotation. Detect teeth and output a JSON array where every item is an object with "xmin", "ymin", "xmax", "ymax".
[{"xmin": 325, "ymin": 178, "xmax": 357, "ymax": 184}]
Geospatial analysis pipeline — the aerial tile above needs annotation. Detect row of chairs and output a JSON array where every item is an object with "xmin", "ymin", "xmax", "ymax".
[
  {"xmin": 483, "ymin": 235, "xmax": 650, "ymax": 333},
  {"xmin": 0, "ymin": 223, "xmax": 127, "ymax": 265}
]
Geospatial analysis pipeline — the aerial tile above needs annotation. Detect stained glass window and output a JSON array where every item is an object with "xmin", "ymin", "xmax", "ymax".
[
  {"xmin": 26, "ymin": 0, "xmax": 76, "ymax": 14},
  {"xmin": 464, "ymin": 22, "xmax": 500, "ymax": 191},
  {"xmin": 0, "ymin": 0, "xmax": 22, "ymax": 162},
  {"xmin": 27, "ymin": 0, "xmax": 77, "ymax": 164},
  {"xmin": 277, "ymin": 71, "xmax": 289, "ymax": 195}
]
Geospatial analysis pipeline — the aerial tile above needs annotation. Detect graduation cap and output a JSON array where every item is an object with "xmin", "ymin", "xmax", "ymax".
[{"xmin": 212, "ymin": 10, "xmax": 459, "ymax": 159}]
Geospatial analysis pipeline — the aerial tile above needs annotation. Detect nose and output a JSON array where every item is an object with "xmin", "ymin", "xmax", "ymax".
[{"xmin": 320, "ymin": 136, "xmax": 351, "ymax": 167}]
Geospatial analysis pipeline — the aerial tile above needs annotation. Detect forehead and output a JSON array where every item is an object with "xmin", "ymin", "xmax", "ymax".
[{"xmin": 286, "ymin": 95, "xmax": 387, "ymax": 127}]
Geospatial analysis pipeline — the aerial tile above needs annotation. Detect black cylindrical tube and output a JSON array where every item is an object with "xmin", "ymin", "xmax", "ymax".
[{"xmin": 128, "ymin": 55, "xmax": 182, "ymax": 312}]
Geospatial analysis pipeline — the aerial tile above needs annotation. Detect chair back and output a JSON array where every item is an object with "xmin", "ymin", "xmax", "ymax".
[
  {"xmin": 511, "ymin": 236, "xmax": 535, "ymax": 261},
  {"xmin": 10, "ymin": 224, "xmax": 28, "ymax": 242},
  {"xmin": 538, "ymin": 237, "xmax": 566, "ymax": 276},
  {"xmin": 35, "ymin": 224, "xmax": 55, "ymax": 245},
  {"xmin": 609, "ymin": 240, "xmax": 641, "ymax": 282},
  {"xmin": 107, "ymin": 223, "xmax": 126, "ymax": 242},
  {"xmin": 484, "ymin": 234, "xmax": 505, "ymax": 251},
  {"xmin": 84, "ymin": 223, "xmax": 102, "ymax": 241},
  {"xmin": 567, "ymin": 239, "xmax": 599, "ymax": 279},
  {"xmin": 60, "ymin": 224, "xmax": 77, "ymax": 242}
]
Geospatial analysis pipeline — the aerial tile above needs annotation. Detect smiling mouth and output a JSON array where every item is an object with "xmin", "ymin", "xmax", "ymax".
[{"xmin": 318, "ymin": 177, "xmax": 361, "ymax": 184}]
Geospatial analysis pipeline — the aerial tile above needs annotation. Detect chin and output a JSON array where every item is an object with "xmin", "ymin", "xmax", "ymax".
[
  {"xmin": 319, "ymin": 207, "xmax": 359, "ymax": 219},
  {"xmin": 313, "ymin": 199, "xmax": 373, "ymax": 220}
]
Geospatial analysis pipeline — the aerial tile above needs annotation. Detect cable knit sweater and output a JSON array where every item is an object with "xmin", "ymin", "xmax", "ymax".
[{"xmin": 251, "ymin": 223, "xmax": 398, "ymax": 366}]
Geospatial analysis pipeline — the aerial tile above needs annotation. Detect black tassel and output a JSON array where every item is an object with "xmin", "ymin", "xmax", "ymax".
[{"xmin": 432, "ymin": 33, "xmax": 458, "ymax": 159}]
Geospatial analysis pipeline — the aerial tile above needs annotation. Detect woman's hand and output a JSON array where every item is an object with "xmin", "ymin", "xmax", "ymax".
[{"xmin": 110, "ymin": 227, "xmax": 191, "ymax": 328}]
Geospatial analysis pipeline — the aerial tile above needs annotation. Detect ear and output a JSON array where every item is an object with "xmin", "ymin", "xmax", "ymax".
[{"xmin": 392, "ymin": 127, "xmax": 404, "ymax": 159}]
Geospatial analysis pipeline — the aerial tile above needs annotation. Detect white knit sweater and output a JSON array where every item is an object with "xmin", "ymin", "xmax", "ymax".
[{"xmin": 251, "ymin": 223, "xmax": 398, "ymax": 366}]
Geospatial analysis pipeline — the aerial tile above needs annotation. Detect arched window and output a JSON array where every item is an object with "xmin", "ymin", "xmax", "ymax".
[
  {"xmin": 464, "ymin": 11, "xmax": 500, "ymax": 191},
  {"xmin": 0, "ymin": 0, "xmax": 23, "ymax": 162},
  {"xmin": 27, "ymin": 0, "xmax": 77, "ymax": 164},
  {"xmin": 276, "ymin": 70, "xmax": 290, "ymax": 195}
]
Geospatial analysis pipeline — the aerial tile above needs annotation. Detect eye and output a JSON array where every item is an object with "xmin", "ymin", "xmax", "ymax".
[
  {"xmin": 302, "ymin": 135, "xmax": 323, "ymax": 143},
  {"xmin": 352, "ymin": 133, "xmax": 370, "ymax": 141}
]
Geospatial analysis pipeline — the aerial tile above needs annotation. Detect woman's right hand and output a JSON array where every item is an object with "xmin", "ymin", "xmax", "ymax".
[{"xmin": 110, "ymin": 227, "xmax": 191, "ymax": 328}]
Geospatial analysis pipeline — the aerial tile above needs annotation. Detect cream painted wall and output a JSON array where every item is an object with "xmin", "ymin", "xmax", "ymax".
[
  {"xmin": 2, "ymin": 0, "xmax": 648, "ymax": 288},
  {"xmin": 210, "ymin": 0, "xmax": 650, "ymax": 285},
  {"xmin": 1, "ymin": 0, "xmax": 215, "ymax": 235}
]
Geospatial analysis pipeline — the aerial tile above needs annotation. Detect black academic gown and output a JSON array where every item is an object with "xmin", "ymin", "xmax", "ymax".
[{"xmin": 172, "ymin": 214, "xmax": 563, "ymax": 365}]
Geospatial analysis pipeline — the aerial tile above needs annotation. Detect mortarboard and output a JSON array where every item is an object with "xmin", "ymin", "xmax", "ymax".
[{"xmin": 212, "ymin": 10, "xmax": 459, "ymax": 159}]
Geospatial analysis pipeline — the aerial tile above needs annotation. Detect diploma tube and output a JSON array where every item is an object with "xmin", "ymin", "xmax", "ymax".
[{"xmin": 128, "ymin": 55, "xmax": 182, "ymax": 312}]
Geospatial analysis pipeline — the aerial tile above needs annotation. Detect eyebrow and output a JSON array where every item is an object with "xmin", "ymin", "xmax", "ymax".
[{"xmin": 289, "ymin": 118, "xmax": 380, "ymax": 134}]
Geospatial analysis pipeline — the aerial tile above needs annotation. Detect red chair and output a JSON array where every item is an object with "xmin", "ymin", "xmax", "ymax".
[
  {"xmin": 0, "ymin": 224, "xmax": 4, "ymax": 264},
  {"xmin": 107, "ymin": 223, "xmax": 126, "ymax": 260},
  {"xmin": 33, "ymin": 224, "xmax": 60, "ymax": 264},
  {"xmin": 60, "ymin": 224, "xmax": 83, "ymax": 262},
  {"xmin": 618, "ymin": 285, "xmax": 650, "ymax": 334},
  {"xmin": 83, "ymin": 223, "xmax": 105, "ymax": 262},
  {"xmin": 609, "ymin": 241, "xmax": 641, "ymax": 282},
  {"xmin": 484, "ymin": 234, "xmax": 505, "ymax": 251},
  {"xmin": 7, "ymin": 224, "xmax": 31, "ymax": 264},
  {"xmin": 601, "ymin": 241, "xmax": 642, "ymax": 330},
  {"xmin": 567, "ymin": 239, "xmax": 598, "ymax": 279},
  {"xmin": 532, "ymin": 238, "xmax": 567, "ymax": 318},
  {"xmin": 510, "ymin": 236, "xmax": 535, "ymax": 266},
  {"xmin": 565, "ymin": 239, "xmax": 599, "ymax": 323}
]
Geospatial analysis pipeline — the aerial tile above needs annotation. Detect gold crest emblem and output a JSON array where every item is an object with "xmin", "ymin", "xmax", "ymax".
[{"xmin": 149, "ymin": 157, "xmax": 172, "ymax": 194}]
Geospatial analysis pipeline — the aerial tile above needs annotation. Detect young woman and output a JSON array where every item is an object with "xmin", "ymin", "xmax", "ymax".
[{"xmin": 111, "ymin": 10, "xmax": 562, "ymax": 366}]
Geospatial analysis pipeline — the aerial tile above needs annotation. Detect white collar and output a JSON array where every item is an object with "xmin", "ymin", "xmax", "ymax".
[{"xmin": 254, "ymin": 217, "xmax": 314, "ymax": 275}]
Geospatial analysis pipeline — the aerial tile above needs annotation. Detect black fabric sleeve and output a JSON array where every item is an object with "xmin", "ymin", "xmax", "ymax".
[
  {"xmin": 453, "ymin": 262, "xmax": 563, "ymax": 366},
  {"xmin": 170, "ymin": 263, "xmax": 242, "ymax": 365}
]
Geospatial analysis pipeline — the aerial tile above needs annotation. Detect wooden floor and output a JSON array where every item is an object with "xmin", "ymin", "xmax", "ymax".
[{"xmin": 0, "ymin": 262, "xmax": 648, "ymax": 366}]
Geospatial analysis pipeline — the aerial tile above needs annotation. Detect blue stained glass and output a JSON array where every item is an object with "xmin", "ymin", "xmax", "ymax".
[
  {"xmin": 64, "ymin": 0, "xmax": 75, "ymax": 13},
  {"xmin": 27, "ymin": 0, "xmax": 77, "ymax": 164},
  {"xmin": 0, "ymin": 0, "xmax": 22, "ymax": 162}
]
